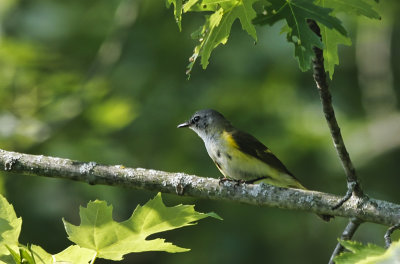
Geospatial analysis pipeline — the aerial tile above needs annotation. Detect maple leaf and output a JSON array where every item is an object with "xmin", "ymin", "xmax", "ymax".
[
  {"xmin": 254, "ymin": 0, "xmax": 347, "ymax": 71},
  {"xmin": 0, "ymin": 195, "xmax": 21, "ymax": 257},
  {"xmin": 63, "ymin": 192, "xmax": 221, "ymax": 261},
  {"xmin": 166, "ymin": 0, "xmax": 183, "ymax": 30},
  {"xmin": 186, "ymin": 0, "xmax": 258, "ymax": 76},
  {"xmin": 315, "ymin": 0, "xmax": 380, "ymax": 78},
  {"xmin": 319, "ymin": 25, "xmax": 351, "ymax": 79},
  {"xmin": 334, "ymin": 239, "xmax": 387, "ymax": 264},
  {"xmin": 5, "ymin": 245, "xmax": 95, "ymax": 264},
  {"xmin": 315, "ymin": 0, "xmax": 380, "ymax": 19}
]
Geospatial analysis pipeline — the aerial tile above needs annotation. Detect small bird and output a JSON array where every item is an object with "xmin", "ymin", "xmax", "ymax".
[{"xmin": 178, "ymin": 109, "xmax": 332, "ymax": 221}]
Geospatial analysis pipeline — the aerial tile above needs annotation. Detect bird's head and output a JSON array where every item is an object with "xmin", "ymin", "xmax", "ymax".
[{"xmin": 177, "ymin": 109, "xmax": 230, "ymax": 139}]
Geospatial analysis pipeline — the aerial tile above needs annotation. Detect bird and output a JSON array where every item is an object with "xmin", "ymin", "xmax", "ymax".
[{"xmin": 178, "ymin": 109, "xmax": 332, "ymax": 221}]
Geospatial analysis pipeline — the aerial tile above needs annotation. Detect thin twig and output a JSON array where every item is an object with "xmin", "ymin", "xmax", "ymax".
[
  {"xmin": 1, "ymin": 149, "xmax": 400, "ymax": 226},
  {"xmin": 308, "ymin": 20, "xmax": 366, "ymax": 263},
  {"xmin": 308, "ymin": 20, "xmax": 364, "ymax": 207},
  {"xmin": 384, "ymin": 223, "xmax": 400, "ymax": 248},
  {"xmin": 328, "ymin": 218, "xmax": 363, "ymax": 264}
]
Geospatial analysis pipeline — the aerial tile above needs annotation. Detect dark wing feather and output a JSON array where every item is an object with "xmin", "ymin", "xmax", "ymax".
[{"xmin": 230, "ymin": 130, "xmax": 294, "ymax": 176}]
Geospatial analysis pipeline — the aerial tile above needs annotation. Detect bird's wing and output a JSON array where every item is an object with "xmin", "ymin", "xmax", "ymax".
[{"xmin": 229, "ymin": 130, "xmax": 294, "ymax": 177}]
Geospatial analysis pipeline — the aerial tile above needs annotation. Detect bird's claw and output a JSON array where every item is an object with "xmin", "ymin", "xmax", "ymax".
[
  {"xmin": 234, "ymin": 180, "xmax": 245, "ymax": 188},
  {"xmin": 218, "ymin": 177, "xmax": 246, "ymax": 188},
  {"xmin": 218, "ymin": 177, "xmax": 229, "ymax": 185}
]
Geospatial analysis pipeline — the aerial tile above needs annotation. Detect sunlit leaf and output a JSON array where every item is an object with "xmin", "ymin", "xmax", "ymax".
[
  {"xmin": 63, "ymin": 192, "xmax": 221, "ymax": 261},
  {"xmin": 186, "ymin": 0, "xmax": 258, "ymax": 76},
  {"xmin": 334, "ymin": 239, "xmax": 385, "ymax": 264},
  {"xmin": 0, "ymin": 194, "xmax": 21, "ymax": 256}
]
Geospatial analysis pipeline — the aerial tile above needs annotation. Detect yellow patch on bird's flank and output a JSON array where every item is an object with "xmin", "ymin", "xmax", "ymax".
[
  {"xmin": 222, "ymin": 130, "xmax": 238, "ymax": 148},
  {"xmin": 219, "ymin": 131, "xmax": 304, "ymax": 189}
]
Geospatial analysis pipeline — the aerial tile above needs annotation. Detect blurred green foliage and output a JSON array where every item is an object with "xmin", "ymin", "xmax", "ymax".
[{"xmin": 0, "ymin": 0, "xmax": 400, "ymax": 263}]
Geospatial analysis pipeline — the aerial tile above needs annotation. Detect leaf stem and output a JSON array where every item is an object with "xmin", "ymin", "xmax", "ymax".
[{"xmin": 90, "ymin": 252, "xmax": 98, "ymax": 264}]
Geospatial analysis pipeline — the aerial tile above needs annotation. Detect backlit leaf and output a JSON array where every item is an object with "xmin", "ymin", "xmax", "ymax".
[
  {"xmin": 0, "ymin": 195, "xmax": 21, "ymax": 257},
  {"xmin": 63, "ymin": 192, "xmax": 221, "ymax": 261}
]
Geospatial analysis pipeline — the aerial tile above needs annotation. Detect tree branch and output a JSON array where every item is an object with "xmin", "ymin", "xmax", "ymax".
[
  {"xmin": 308, "ymin": 20, "xmax": 364, "ymax": 208},
  {"xmin": 307, "ymin": 20, "xmax": 366, "ymax": 262},
  {"xmin": 328, "ymin": 218, "xmax": 364, "ymax": 264},
  {"xmin": 1, "ymin": 149, "xmax": 399, "ymax": 226}
]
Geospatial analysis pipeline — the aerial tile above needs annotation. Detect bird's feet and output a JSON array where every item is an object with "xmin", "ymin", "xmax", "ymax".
[
  {"xmin": 218, "ymin": 177, "xmax": 229, "ymax": 185},
  {"xmin": 234, "ymin": 180, "xmax": 245, "ymax": 188},
  {"xmin": 218, "ymin": 177, "xmax": 245, "ymax": 188}
]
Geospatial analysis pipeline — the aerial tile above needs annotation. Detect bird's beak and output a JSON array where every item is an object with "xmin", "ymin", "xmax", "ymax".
[{"xmin": 177, "ymin": 121, "xmax": 191, "ymax": 128}]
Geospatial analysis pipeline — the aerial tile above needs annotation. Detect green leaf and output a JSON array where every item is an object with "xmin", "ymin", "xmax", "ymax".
[
  {"xmin": 26, "ymin": 245, "xmax": 52, "ymax": 264},
  {"xmin": 335, "ymin": 239, "xmax": 400, "ymax": 264},
  {"xmin": 166, "ymin": 0, "xmax": 183, "ymax": 30},
  {"xmin": 185, "ymin": 1, "xmax": 219, "ymax": 12},
  {"xmin": 183, "ymin": 0, "xmax": 202, "ymax": 12},
  {"xmin": 0, "ymin": 195, "xmax": 22, "ymax": 256},
  {"xmin": 63, "ymin": 192, "xmax": 221, "ymax": 261},
  {"xmin": 0, "ymin": 252, "xmax": 15, "ymax": 264},
  {"xmin": 315, "ymin": 0, "xmax": 380, "ymax": 19},
  {"xmin": 54, "ymin": 245, "xmax": 95, "ymax": 264},
  {"xmin": 319, "ymin": 24, "xmax": 351, "ymax": 79},
  {"xmin": 4, "ymin": 245, "xmax": 20, "ymax": 263},
  {"xmin": 19, "ymin": 247, "xmax": 35, "ymax": 264},
  {"xmin": 186, "ymin": 0, "xmax": 258, "ymax": 76},
  {"xmin": 334, "ymin": 239, "xmax": 385, "ymax": 264},
  {"xmin": 363, "ymin": 240, "xmax": 400, "ymax": 264},
  {"xmin": 254, "ymin": 0, "xmax": 347, "ymax": 71},
  {"xmin": 4, "ymin": 245, "xmax": 37, "ymax": 264},
  {"xmin": 315, "ymin": 0, "xmax": 379, "ymax": 78},
  {"xmin": 28, "ymin": 245, "xmax": 95, "ymax": 264},
  {"xmin": 169, "ymin": 0, "xmax": 380, "ymax": 76}
]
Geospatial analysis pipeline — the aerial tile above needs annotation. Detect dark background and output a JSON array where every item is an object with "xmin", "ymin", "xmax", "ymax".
[{"xmin": 0, "ymin": 0, "xmax": 399, "ymax": 263}]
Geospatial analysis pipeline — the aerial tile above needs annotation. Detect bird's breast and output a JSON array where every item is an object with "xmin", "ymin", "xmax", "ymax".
[{"xmin": 203, "ymin": 135, "xmax": 279, "ymax": 181}]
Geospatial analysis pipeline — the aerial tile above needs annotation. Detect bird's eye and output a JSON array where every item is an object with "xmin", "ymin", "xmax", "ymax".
[{"xmin": 193, "ymin": 116, "xmax": 200, "ymax": 123}]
